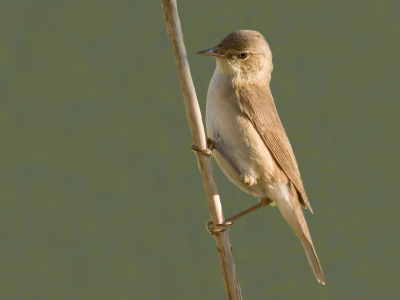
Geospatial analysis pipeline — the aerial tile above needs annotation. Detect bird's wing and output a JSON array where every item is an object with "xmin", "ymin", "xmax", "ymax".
[{"xmin": 237, "ymin": 84, "xmax": 313, "ymax": 213}]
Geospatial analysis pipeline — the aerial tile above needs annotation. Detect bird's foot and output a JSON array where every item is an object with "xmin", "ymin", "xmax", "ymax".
[
  {"xmin": 190, "ymin": 144, "xmax": 212, "ymax": 156},
  {"xmin": 191, "ymin": 138, "xmax": 216, "ymax": 156},
  {"xmin": 206, "ymin": 219, "xmax": 234, "ymax": 235}
]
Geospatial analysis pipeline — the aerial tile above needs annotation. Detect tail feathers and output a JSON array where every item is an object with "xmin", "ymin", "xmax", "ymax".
[
  {"xmin": 301, "ymin": 238, "xmax": 325, "ymax": 285},
  {"xmin": 275, "ymin": 183, "xmax": 325, "ymax": 284}
]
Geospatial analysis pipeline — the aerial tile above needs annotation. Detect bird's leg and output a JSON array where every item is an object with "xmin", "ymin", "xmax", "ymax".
[
  {"xmin": 226, "ymin": 198, "xmax": 272, "ymax": 222},
  {"xmin": 206, "ymin": 198, "xmax": 272, "ymax": 235}
]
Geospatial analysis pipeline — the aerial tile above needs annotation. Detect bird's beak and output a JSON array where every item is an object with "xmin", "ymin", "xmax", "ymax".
[{"xmin": 196, "ymin": 47, "xmax": 224, "ymax": 58}]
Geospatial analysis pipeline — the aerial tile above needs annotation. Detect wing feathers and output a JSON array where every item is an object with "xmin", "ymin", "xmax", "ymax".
[{"xmin": 237, "ymin": 84, "xmax": 313, "ymax": 213}]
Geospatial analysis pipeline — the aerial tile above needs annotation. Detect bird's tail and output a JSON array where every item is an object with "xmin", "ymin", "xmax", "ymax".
[
  {"xmin": 275, "ymin": 183, "xmax": 325, "ymax": 285},
  {"xmin": 300, "ymin": 235, "xmax": 325, "ymax": 284}
]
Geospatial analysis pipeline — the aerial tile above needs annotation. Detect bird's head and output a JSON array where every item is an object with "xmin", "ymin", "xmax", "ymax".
[{"xmin": 197, "ymin": 30, "xmax": 273, "ymax": 82}]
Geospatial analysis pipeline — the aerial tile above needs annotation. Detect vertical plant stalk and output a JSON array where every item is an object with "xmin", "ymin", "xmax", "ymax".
[{"xmin": 161, "ymin": 1, "xmax": 242, "ymax": 299}]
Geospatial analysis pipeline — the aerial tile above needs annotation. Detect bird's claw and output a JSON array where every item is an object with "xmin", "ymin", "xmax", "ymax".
[
  {"xmin": 191, "ymin": 144, "xmax": 212, "ymax": 156},
  {"xmin": 206, "ymin": 219, "xmax": 234, "ymax": 235}
]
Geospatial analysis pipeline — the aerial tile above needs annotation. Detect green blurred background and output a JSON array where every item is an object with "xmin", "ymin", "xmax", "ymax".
[{"xmin": 1, "ymin": 0, "xmax": 399, "ymax": 299}]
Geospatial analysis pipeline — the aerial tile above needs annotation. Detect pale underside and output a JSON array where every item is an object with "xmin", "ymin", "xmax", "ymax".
[
  {"xmin": 206, "ymin": 68, "xmax": 311, "ymax": 212},
  {"xmin": 206, "ymin": 67, "xmax": 324, "ymax": 284},
  {"xmin": 203, "ymin": 31, "xmax": 324, "ymax": 283}
]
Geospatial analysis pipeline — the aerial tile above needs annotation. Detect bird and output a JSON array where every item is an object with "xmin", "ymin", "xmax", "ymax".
[{"xmin": 195, "ymin": 30, "xmax": 325, "ymax": 284}]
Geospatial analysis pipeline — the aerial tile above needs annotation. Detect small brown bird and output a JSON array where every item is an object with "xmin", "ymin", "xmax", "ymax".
[{"xmin": 196, "ymin": 30, "xmax": 325, "ymax": 284}]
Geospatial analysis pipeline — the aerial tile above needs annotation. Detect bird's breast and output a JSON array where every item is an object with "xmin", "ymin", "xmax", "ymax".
[
  {"xmin": 206, "ymin": 71, "xmax": 244, "ymax": 145},
  {"xmin": 206, "ymin": 69, "xmax": 276, "ymax": 196},
  {"xmin": 206, "ymin": 70, "xmax": 263, "ymax": 153}
]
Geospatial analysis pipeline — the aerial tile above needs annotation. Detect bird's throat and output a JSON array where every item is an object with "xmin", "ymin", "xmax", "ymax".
[{"xmin": 215, "ymin": 58, "xmax": 236, "ymax": 76}]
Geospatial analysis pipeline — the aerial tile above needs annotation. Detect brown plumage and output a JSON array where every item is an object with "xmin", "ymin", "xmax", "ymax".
[
  {"xmin": 197, "ymin": 30, "xmax": 325, "ymax": 284},
  {"xmin": 238, "ymin": 84, "xmax": 313, "ymax": 213}
]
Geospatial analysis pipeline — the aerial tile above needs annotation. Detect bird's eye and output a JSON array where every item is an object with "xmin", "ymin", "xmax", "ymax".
[{"xmin": 238, "ymin": 52, "xmax": 248, "ymax": 59}]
